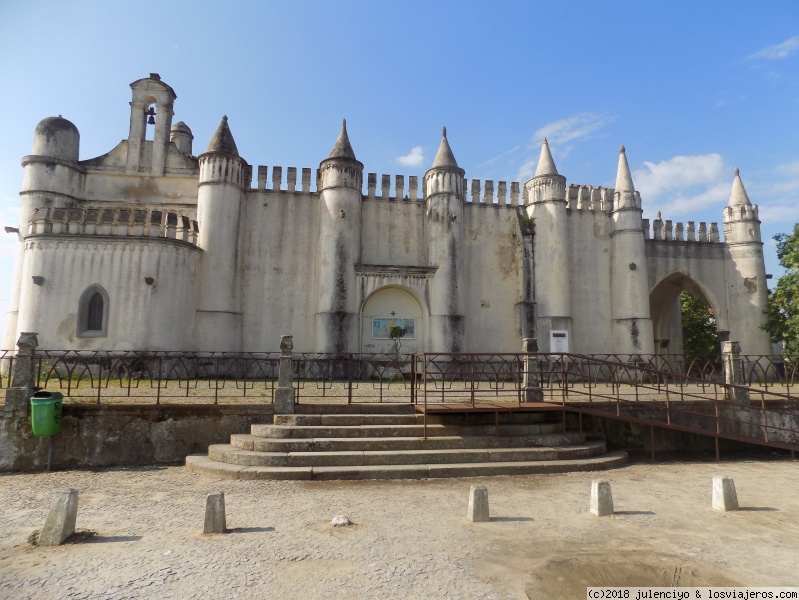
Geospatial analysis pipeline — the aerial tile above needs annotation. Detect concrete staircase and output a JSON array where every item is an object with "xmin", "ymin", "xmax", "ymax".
[{"xmin": 185, "ymin": 404, "xmax": 627, "ymax": 480}]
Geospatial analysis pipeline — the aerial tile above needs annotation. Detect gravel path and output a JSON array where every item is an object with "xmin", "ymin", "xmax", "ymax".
[{"xmin": 1, "ymin": 459, "xmax": 798, "ymax": 599}]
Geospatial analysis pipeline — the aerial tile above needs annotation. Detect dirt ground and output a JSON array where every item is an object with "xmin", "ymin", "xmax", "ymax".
[{"xmin": 1, "ymin": 458, "xmax": 797, "ymax": 599}]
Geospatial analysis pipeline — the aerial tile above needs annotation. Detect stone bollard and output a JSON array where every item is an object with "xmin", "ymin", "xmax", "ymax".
[
  {"xmin": 468, "ymin": 486, "xmax": 490, "ymax": 522},
  {"xmin": 274, "ymin": 335, "xmax": 296, "ymax": 414},
  {"xmin": 590, "ymin": 480, "xmax": 614, "ymax": 516},
  {"xmin": 203, "ymin": 492, "xmax": 227, "ymax": 534},
  {"xmin": 712, "ymin": 476, "xmax": 739, "ymax": 511},
  {"xmin": 39, "ymin": 488, "xmax": 79, "ymax": 546}
]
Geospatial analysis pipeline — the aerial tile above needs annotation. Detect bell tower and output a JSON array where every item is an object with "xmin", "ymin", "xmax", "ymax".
[{"xmin": 126, "ymin": 73, "xmax": 176, "ymax": 175}]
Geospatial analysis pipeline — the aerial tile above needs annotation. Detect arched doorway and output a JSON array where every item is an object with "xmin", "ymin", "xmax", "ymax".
[
  {"xmin": 360, "ymin": 287, "xmax": 425, "ymax": 354},
  {"xmin": 649, "ymin": 272, "xmax": 722, "ymax": 358}
]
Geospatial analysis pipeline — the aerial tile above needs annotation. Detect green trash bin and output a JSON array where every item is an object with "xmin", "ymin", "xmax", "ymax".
[{"xmin": 30, "ymin": 391, "xmax": 63, "ymax": 437}]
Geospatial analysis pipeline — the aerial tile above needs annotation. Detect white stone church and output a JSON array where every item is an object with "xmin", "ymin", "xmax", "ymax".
[{"xmin": 3, "ymin": 74, "xmax": 772, "ymax": 356}]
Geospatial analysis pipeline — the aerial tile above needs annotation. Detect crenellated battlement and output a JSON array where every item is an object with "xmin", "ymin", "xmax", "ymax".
[
  {"xmin": 365, "ymin": 173, "xmax": 422, "ymax": 201},
  {"xmin": 722, "ymin": 203, "xmax": 759, "ymax": 223},
  {"xmin": 643, "ymin": 213, "xmax": 721, "ymax": 243},
  {"xmin": 249, "ymin": 165, "xmax": 318, "ymax": 193},
  {"xmin": 565, "ymin": 184, "xmax": 616, "ymax": 213},
  {"xmin": 26, "ymin": 206, "xmax": 199, "ymax": 245},
  {"xmin": 198, "ymin": 154, "xmax": 245, "ymax": 187},
  {"xmin": 465, "ymin": 179, "xmax": 522, "ymax": 205}
]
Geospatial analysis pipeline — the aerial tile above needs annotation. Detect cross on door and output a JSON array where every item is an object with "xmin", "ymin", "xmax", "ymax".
[{"xmin": 390, "ymin": 311, "xmax": 396, "ymax": 316}]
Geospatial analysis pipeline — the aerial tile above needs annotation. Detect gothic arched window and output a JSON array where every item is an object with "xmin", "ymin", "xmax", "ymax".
[
  {"xmin": 77, "ymin": 285, "xmax": 109, "ymax": 337},
  {"xmin": 87, "ymin": 293, "xmax": 104, "ymax": 331}
]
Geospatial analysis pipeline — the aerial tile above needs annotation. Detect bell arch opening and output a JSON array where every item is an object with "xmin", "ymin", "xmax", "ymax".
[
  {"xmin": 649, "ymin": 272, "xmax": 722, "ymax": 362},
  {"xmin": 360, "ymin": 286, "xmax": 425, "ymax": 355}
]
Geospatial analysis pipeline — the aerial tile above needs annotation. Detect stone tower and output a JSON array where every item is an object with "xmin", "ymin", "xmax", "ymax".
[
  {"xmin": 125, "ymin": 73, "xmax": 176, "ymax": 175},
  {"xmin": 610, "ymin": 146, "xmax": 654, "ymax": 355},
  {"xmin": 196, "ymin": 116, "xmax": 246, "ymax": 351},
  {"xmin": 722, "ymin": 169, "xmax": 772, "ymax": 355},
  {"xmin": 316, "ymin": 120, "xmax": 364, "ymax": 353},
  {"xmin": 524, "ymin": 139, "xmax": 571, "ymax": 351},
  {"xmin": 6, "ymin": 116, "xmax": 83, "ymax": 348},
  {"xmin": 424, "ymin": 128, "xmax": 465, "ymax": 351}
]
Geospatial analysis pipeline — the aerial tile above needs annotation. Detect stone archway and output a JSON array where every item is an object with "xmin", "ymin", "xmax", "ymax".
[
  {"xmin": 649, "ymin": 271, "xmax": 723, "ymax": 357},
  {"xmin": 360, "ymin": 286, "xmax": 425, "ymax": 355}
]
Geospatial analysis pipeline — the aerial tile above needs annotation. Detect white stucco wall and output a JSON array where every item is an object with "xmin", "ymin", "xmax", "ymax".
[
  {"xmin": 567, "ymin": 209, "xmax": 613, "ymax": 354},
  {"xmin": 360, "ymin": 200, "xmax": 426, "ymax": 266},
  {"xmin": 240, "ymin": 191, "xmax": 320, "ymax": 351},
  {"xmin": 461, "ymin": 205, "xmax": 523, "ymax": 352},
  {"xmin": 16, "ymin": 238, "xmax": 199, "ymax": 350}
]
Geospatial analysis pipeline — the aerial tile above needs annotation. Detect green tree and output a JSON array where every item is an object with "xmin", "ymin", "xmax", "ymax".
[
  {"xmin": 680, "ymin": 291, "xmax": 719, "ymax": 362},
  {"xmin": 763, "ymin": 224, "xmax": 799, "ymax": 357}
]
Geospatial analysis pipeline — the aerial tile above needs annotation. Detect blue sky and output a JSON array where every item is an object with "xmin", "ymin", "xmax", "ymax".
[{"xmin": 1, "ymin": 0, "xmax": 798, "ymax": 324}]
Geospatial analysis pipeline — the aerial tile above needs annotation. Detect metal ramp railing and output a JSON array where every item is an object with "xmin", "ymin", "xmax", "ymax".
[{"xmin": 413, "ymin": 352, "xmax": 799, "ymax": 458}]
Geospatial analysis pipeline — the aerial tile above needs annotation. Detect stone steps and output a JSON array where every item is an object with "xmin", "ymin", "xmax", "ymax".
[
  {"xmin": 185, "ymin": 408, "xmax": 627, "ymax": 481},
  {"xmin": 273, "ymin": 412, "xmax": 547, "ymax": 427},
  {"xmin": 250, "ymin": 422, "xmax": 563, "ymax": 439},
  {"xmin": 207, "ymin": 440, "xmax": 608, "ymax": 467},
  {"xmin": 229, "ymin": 431, "xmax": 585, "ymax": 452},
  {"xmin": 185, "ymin": 451, "xmax": 629, "ymax": 481}
]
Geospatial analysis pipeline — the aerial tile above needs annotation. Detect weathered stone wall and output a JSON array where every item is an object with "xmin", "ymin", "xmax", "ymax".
[
  {"xmin": 240, "ymin": 190, "xmax": 320, "ymax": 351},
  {"xmin": 461, "ymin": 205, "xmax": 524, "ymax": 352},
  {"xmin": 0, "ymin": 404, "xmax": 274, "ymax": 472},
  {"xmin": 360, "ymin": 199, "xmax": 427, "ymax": 267},
  {"xmin": 570, "ymin": 401, "xmax": 799, "ymax": 453},
  {"xmin": 14, "ymin": 238, "xmax": 200, "ymax": 351},
  {"xmin": 567, "ymin": 209, "xmax": 613, "ymax": 353}
]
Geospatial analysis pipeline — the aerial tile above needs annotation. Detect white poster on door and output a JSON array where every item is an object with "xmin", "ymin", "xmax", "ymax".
[{"xmin": 550, "ymin": 330, "xmax": 569, "ymax": 353}]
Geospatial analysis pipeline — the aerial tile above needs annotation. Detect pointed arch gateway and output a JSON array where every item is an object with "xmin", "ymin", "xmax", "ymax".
[{"xmin": 649, "ymin": 271, "xmax": 726, "ymax": 357}]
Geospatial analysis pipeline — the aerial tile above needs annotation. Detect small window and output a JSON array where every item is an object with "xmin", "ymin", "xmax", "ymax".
[
  {"xmin": 87, "ymin": 293, "xmax": 104, "ymax": 331},
  {"xmin": 77, "ymin": 285, "xmax": 109, "ymax": 337}
]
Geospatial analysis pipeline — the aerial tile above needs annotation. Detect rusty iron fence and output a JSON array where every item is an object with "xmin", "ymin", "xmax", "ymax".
[
  {"xmin": 0, "ymin": 350, "xmax": 417, "ymax": 405},
  {"xmin": 3, "ymin": 348, "xmax": 798, "ymax": 455},
  {"xmin": 415, "ymin": 352, "xmax": 799, "ymax": 456},
  {"xmin": 0, "ymin": 348, "xmax": 797, "ymax": 407}
]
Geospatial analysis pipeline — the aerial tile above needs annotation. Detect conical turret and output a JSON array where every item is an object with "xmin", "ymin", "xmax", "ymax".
[
  {"xmin": 609, "ymin": 144, "xmax": 653, "ymax": 354},
  {"xmin": 431, "ymin": 127, "xmax": 459, "ymax": 169},
  {"xmin": 206, "ymin": 116, "xmax": 239, "ymax": 156},
  {"xmin": 524, "ymin": 139, "xmax": 571, "ymax": 349},
  {"xmin": 534, "ymin": 138, "xmax": 558, "ymax": 177},
  {"xmin": 328, "ymin": 119, "xmax": 357, "ymax": 161},
  {"xmin": 721, "ymin": 166, "xmax": 770, "ymax": 355},
  {"xmin": 728, "ymin": 168, "xmax": 752, "ymax": 207},
  {"xmin": 316, "ymin": 120, "xmax": 364, "ymax": 353},
  {"xmin": 615, "ymin": 145, "xmax": 635, "ymax": 194},
  {"xmin": 196, "ymin": 116, "xmax": 245, "ymax": 351},
  {"xmin": 723, "ymin": 167, "xmax": 760, "ymax": 241},
  {"xmin": 424, "ymin": 127, "xmax": 465, "ymax": 352}
]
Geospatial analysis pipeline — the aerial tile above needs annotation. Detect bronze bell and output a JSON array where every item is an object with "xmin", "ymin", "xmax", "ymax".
[{"xmin": 146, "ymin": 106, "xmax": 156, "ymax": 125}]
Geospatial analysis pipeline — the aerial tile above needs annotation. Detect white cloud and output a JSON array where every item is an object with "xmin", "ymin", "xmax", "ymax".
[
  {"xmin": 775, "ymin": 159, "xmax": 799, "ymax": 175},
  {"xmin": 476, "ymin": 146, "xmax": 520, "ymax": 170},
  {"xmin": 657, "ymin": 182, "xmax": 730, "ymax": 217},
  {"xmin": 748, "ymin": 36, "xmax": 799, "ymax": 60},
  {"xmin": 759, "ymin": 197, "xmax": 799, "ymax": 224},
  {"xmin": 633, "ymin": 154, "xmax": 726, "ymax": 201},
  {"xmin": 534, "ymin": 113, "xmax": 613, "ymax": 145},
  {"xmin": 396, "ymin": 146, "xmax": 424, "ymax": 167},
  {"xmin": 515, "ymin": 158, "xmax": 537, "ymax": 183}
]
